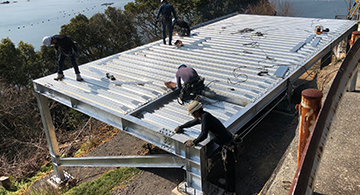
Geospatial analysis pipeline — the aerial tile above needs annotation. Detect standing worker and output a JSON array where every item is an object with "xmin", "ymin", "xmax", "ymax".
[
  {"xmin": 176, "ymin": 64, "xmax": 204, "ymax": 104},
  {"xmin": 174, "ymin": 100, "xmax": 236, "ymax": 194},
  {"xmin": 156, "ymin": 0, "xmax": 177, "ymax": 45},
  {"xmin": 42, "ymin": 35, "xmax": 83, "ymax": 81}
]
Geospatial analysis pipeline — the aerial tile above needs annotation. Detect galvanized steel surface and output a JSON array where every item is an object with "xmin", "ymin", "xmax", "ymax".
[{"xmin": 33, "ymin": 14, "xmax": 356, "ymax": 147}]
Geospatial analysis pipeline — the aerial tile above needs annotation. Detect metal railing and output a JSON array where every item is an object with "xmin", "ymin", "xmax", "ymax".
[{"xmin": 289, "ymin": 37, "xmax": 360, "ymax": 195}]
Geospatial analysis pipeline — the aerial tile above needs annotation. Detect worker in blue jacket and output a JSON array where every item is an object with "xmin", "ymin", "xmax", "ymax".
[{"xmin": 156, "ymin": 0, "xmax": 177, "ymax": 45}]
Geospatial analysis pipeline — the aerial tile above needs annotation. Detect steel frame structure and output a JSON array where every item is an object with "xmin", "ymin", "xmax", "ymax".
[{"xmin": 34, "ymin": 14, "xmax": 357, "ymax": 194}]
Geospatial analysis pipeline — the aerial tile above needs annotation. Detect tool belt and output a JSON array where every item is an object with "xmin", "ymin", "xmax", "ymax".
[
  {"xmin": 221, "ymin": 138, "xmax": 236, "ymax": 172},
  {"xmin": 161, "ymin": 14, "xmax": 171, "ymax": 23},
  {"xmin": 178, "ymin": 76, "xmax": 205, "ymax": 105},
  {"xmin": 60, "ymin": 48, "xmax": 76, "ymax": 57}
]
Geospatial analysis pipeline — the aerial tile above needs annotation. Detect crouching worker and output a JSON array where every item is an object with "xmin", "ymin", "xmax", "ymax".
[
  {"xmin": 174, "ymin": 101, "xmax": 236, "ymax": 194},
  {"xmin": 172, "ymin": 19, "xmax": 190, "ymax": 36},
  {"xmin": 176, "ymin": 64, "xmax": 204, "ymax": 104},
  {"xmin": 42, "ymin": 35, "xmax": 83, "ymax": 81}
]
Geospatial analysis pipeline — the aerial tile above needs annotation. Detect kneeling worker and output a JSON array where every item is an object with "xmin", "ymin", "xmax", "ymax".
[
  {"xmin": 173, "ymin": 19, "xmax": 190, "ymax": 36},
  {"xmin": 174, "ymin": 101, "xmax": 236, "ymax": 194},
  {"xmin": 176, "ymin": 64, "xmax": 204, "ymax": 104}
]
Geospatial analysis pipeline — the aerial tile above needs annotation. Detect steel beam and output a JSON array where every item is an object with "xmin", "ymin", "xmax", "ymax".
[
  {"xmin": 60, "ymin": 154, "xmax": 186, "ymax": 168},
  {"xmin": 33, "ymin": 83, "xmax": 204, "ymax": 191}
]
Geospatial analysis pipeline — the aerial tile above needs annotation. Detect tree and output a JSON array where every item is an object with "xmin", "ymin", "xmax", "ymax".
[
  {"xmin": 0, "ymin": 38, "xmax": 22, "ymax": 88},
  {"xmin": 246, "ymin": 0, "xmax": 276, "ymax": 16},
  {"xmin": 124, "ymin": 0, "xmax": 261, "ymax": 42},
  {"xmin": 104, "ymin": 7, "xmax": 141, "ymax": 52},
  {"xmin": 124, "ymin": 0, "xmax": 162, "ymax": 43},
  {"xmin": 60, "ymin": 8, "xmax": 141, "ymax": 62}
]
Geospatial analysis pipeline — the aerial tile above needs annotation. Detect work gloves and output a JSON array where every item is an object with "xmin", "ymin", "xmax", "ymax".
[
  {"xmin": 174, "ymin": 126, "xmax": 183, "ymax": 133},
  {"xmin": 184, "ymin": 140, "xmax": 194, "ymax": 147}
]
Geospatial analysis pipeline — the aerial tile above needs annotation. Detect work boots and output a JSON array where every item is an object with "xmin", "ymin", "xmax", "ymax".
[
  {"xmin": 54, "ymin": 74, "xmax": 64, "ymax": 81},
  {"xmin": 76, "ymin": 74, "xmax": 83, "ymax": 81}
]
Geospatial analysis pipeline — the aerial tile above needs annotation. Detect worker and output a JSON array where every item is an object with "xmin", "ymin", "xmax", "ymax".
[
  {"xmin": 176, "ymin": 64, "xmax": 204, "ymax": 104},
  {"xmin": 42, "ymin": 35, "xmax": 83, "ymax": 81},
  {"xmin": 174, "ymin": 100, "xmax": 236, "ymax": 194},
  {"xmin": 156, "ymin": 0, "xmax": 177, "ymax": 45},
  {"xmin": 172, "ymin": 19, "xmax": 190, "ymax": 36}
]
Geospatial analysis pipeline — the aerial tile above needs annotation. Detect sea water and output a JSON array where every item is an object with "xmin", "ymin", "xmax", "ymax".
[
  {"xmin": 0, "ymin": 0, "xmax": 130, "ymax": 50},
  {"xmin": 0, "ymin": 0, "xmax": 353, "ymax": 51},
  {"xmin": 291, "ymin": 0, "xmax": 351, "ymax": 19}
]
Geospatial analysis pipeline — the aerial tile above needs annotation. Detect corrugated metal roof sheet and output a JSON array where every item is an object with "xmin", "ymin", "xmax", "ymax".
[{"xmin": 34, "ymin": 14, "xmax": 357, "ymax": 147}]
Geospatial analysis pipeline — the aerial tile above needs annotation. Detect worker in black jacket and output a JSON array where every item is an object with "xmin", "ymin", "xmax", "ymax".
[
  {"xmin": 42, "ymin": 35, "xmax": 83, "ymax": 81},
  {"xmin": 156, "ymin": 0, "xmax": 177, "ymax": 45},
  {"xmin": 174, "ymin": 101, "xmax": 236, "ymax": 194}
]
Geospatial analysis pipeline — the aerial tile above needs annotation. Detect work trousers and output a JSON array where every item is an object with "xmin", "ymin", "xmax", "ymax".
[
  {"xmin": 57, "ymin": 49, "xmax": 80, "ymax": 75},
  {"xmin": 162, "ymin": 21, "xmax": 173, "ymax": 44}
]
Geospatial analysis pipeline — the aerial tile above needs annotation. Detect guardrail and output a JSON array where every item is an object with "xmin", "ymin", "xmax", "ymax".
[{"xmin": 289, "ymin": 37, "xmax": 360, "ymax": 195}]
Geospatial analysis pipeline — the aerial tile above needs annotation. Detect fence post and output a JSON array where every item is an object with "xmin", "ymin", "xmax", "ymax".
[
  {"xmin": 348, "ymin": 31, "xmax": 360, "ymax": 92},
  {"xmin": 297, "ymin": 89, "xmax": 323, "ymax": 167}
]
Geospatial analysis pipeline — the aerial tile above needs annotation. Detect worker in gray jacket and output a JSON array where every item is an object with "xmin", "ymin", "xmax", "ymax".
[
  {"xmin": 175, "ymin": 64, "xmax": 204, "ymax": 104},
  {"xmin": 156, "ymin": 0, "xmax": 177, "ymax": 45}
]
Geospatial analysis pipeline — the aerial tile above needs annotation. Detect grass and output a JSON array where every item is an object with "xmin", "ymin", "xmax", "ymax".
[
  {"xmin": 1, "ymin": 166, "xmax": 140, "ymax": 195},
  {"xmin": 64, "ymin": 167, "xmax": 140, "ymax": 195},
  {"xmin": 0, "ymin": 162, "xmax": 53, "ymax": 195}
]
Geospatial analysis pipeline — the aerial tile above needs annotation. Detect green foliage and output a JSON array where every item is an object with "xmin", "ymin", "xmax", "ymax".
[
  {"xmin": 0, "ymin": 38, "xmax": 22, "ymax": 87},
  {"xmin": 64, "ymin": 167, "xmax": 140, "ymax": 195},
  {"xmin": 124, "ymin": 0, "xmax": 260, "ymax": 42},
  {"xmin": 60, "ymin": 8, "xmax": 141, "ymax": 63},
  {"xmin": 124, "ymin": 0, "xmax": 162, "ymax": 42}
]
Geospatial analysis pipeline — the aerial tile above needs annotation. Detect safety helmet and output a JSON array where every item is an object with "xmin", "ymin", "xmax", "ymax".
[
  {"xmin": 161, "ymin": 0, "xmax": 167, "ymax": 2},
  {"xmin": 42, "ymin": 36, "xmax": 52, "ymax": 48},
  {"xmin": 178, "ymin": 64, "xmax": 187, "ymax": 69},
  {"xmin": 187, "ymin": 101, "xmax": 202, "ymax": 115}
]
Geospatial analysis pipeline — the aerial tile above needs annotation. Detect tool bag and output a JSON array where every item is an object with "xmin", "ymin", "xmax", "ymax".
[{"xmin": 178, "ymin": 77, "xmax": 205, "ymax": 105}]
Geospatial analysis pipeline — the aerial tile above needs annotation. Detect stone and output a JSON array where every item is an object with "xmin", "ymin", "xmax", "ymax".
[{"xmin": 0, "ymin": 176, "xmax": 11, "ymax": 190}]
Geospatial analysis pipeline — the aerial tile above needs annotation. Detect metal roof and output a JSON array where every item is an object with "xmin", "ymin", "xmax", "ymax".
[
  {"xmin": 33, "ymin": 14, "xmax": 357, "ymax": 192},
  {"xmin": 34, "ymin": 13, "xmax": 356, "ymax": 153}
]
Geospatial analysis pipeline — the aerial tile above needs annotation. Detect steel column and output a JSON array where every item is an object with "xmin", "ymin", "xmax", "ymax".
[{"xmin": 35, "ymin": 93, "xmax": 65, "ymax": 181}]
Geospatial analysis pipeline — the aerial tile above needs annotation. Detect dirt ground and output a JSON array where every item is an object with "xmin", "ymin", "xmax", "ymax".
[{"xmin": 30, "ymin": 60, "xmax": 341, "ymax": 195}]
